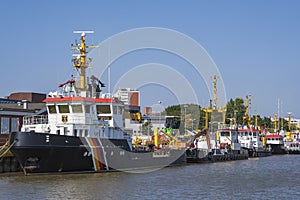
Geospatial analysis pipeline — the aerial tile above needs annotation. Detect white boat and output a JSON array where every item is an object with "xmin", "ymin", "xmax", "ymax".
[{"xmin": 237, "ymin": 127, "xmax": 271, "ymax": 157}]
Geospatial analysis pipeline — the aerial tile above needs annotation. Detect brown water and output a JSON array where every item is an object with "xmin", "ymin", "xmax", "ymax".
[{"xmin": 0, "ymin": 155, "xmax": 300, "ymax": 200}]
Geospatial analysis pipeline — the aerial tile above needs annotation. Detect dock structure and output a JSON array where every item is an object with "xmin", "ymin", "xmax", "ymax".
[
  {"xmin": 0, "ymin": 134, "xmax": 20, "ymax": 173},
  {"xmin": 0, "ymin": 92, "xmax": 46, "ymax": 173}
]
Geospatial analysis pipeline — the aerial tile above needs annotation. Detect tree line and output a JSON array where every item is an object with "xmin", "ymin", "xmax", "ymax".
[{"xmin": 163, "ymin": 98, "xmax": 297, "ymax": 131}]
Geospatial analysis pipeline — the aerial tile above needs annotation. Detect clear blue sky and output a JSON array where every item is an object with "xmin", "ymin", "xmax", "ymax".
[{"xmin": 0, "ymin": 0, "xmax": 299, "ymax": 118}]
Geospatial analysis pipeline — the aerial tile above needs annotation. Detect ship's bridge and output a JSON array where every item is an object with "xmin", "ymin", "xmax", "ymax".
[
  {"xmin": 22, "ymin": 96, "xmax": 125, "ymax": 137},
  {"xmin": 43, "ymin": 97, "xmax": 124, "ymax": 128},
  {"xmin": 44, "ymin": 97, "xmax": 97, "ymax": 126}
]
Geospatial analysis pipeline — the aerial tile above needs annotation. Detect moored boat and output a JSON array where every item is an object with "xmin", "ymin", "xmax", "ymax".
[
  {"xmin": 265, "ymin": 134, "xmax": 285, "ymax": 154},
  {"xmin": 9, "ymin": 31, "xmax": 186, "ymax": 175},
  {"xmin": 186, "ymin": 128, "xmax": 248, "ymax": 163},
  {"xmin": 285, "ymin": 141, "xmax": 300, "ymax": 154},
  {"xmin": 237, "ymin": 128, "xmax": 272, "ymax": 157},
  {"xmin": 284, "ymin": 131, "xmax": 300, "ymax": 154}
]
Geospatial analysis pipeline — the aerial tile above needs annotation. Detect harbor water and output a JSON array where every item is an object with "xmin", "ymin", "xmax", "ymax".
[{"xmin": 0, "ymin": 155, "xmax": 299, "ymax": 200}]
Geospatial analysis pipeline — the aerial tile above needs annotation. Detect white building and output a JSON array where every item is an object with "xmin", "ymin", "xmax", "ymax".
[{"xmin": 114, "ymin": 88, "xmax": 139, "ymax": 106}]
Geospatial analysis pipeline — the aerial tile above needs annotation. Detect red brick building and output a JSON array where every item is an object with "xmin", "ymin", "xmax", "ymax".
[{"xmin": 9, "ymin": 92, "xmax": 46, "ymax": 103}]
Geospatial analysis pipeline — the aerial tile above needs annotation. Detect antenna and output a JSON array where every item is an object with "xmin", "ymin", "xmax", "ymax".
[
  {"xmin": 108, "ymin": 41, "xmax": 111, "ymax": 94},
  {"xmin": 73, "ymin": 31, "xmax": 95, "ymax": 34}
]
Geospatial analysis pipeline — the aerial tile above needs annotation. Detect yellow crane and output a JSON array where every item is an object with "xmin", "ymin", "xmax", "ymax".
[
  {"xmin": 201, "ymin": 75, "xmax": 226, "ymax": 129},
  {"xmin": 273, "ymin": 114, "xmax": 277, "ymax": 132}
]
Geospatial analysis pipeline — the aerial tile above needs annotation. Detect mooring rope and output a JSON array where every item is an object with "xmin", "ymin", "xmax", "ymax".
[
  {"xmin": 0, "ymin": 140, "xmax": 17, "ymax": 159},
  {"xmin": 0, "ymin": 140, "xmax": 9, "ymax": 152}
]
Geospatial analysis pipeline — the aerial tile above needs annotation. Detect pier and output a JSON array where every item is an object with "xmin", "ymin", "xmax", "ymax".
[{"xmin": 0, "ymin": 134, "xmax": 20, "ymax": 173}]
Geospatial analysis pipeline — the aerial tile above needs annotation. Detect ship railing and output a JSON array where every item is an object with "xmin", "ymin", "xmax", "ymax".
[
  {"xmin": 49, "ymin": 115, "xmax": 97, "ymax": 125},
  {"xmin": 23, "ymin": 115, "xmax": 48, "ymax": 125}
]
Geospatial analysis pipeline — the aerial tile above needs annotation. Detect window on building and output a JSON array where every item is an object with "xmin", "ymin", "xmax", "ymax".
[
  {"xmin": 1, "ymin": 117, "xmax": 9, "ymax": 134},
  {"xmin": 72, "ymin": 105, "xmax": 83, "ymax": 113},
  {"xmin": 58, "ymin": 105, "xmax": 70, "ymax": 113},
  {"xmin": 11, "ymin": 118, "xmax": 19, "ymax": 132}
]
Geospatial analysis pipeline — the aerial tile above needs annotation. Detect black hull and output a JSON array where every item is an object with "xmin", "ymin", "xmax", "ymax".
[
  {"xmin": 248, "ymin": 149, "xmax": 272, "ymax": 157},
  {"xmin": 267, "ymin": 144, "xmax": 286, "ymax": 155},
  {"xmin": 186, "ymin": 149, "xmax": 248, "ymax": 163},
  {"xmin": 286, "ymin": 150, "xmax": 300, "ymax": 154},
  {"xmin": 9, "ymin": 132, "xmax": 186, "ymax": 174}
]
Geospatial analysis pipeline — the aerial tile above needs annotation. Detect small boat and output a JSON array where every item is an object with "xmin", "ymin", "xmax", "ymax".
[
  {"xmin": 284, "ymin": 132, "xmax": 300, "ymax": 154},
  {"xmin": 186, "ymin": 127, "xmax": 248, "ymax": 163},
  {"xmin": 9, "ymin": 31, "xmax": 186, "ymax": 175},
  {"xmin": 237, "ymin": 128, "xmax": 272, "ymax": 157},
  {"xmin": 265, "ymin": 134, "xmax": 285, "ymax": 154},
  {"xmin": 285, "ymin": 141, "xmax": 300, "ymax": 154}
]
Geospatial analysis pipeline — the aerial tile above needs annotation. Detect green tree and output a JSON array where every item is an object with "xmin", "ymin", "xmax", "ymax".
[
  {"xmin": 164, "ymin": 105, "xmax": 182, "ymax": 116},
  {"xmin": 164, "ymin": 104, "xmax": 202, "ymax": 131},
  {"xmin": 225, "ymin": 98, "xmax": 246, "ymax": 125},
  {"xmin": 262, "ymin": 117, "xmax": 272, "ymax": 129},
  {"xmin": 250, "ymin": 115, "xmax": 263, "ymax": 127}
]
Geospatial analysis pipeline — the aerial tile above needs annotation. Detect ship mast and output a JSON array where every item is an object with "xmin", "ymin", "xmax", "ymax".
[
  {"xmin": 244, "ymin": 95, "xmax": 251, "ymax": 128},
  {"xmin": 213, "ymin": 75, "xmax": 218, "ymax": 110},
  {"xmin": 72, "ymin": 31, "xmax": 98, "ymax": 91}
]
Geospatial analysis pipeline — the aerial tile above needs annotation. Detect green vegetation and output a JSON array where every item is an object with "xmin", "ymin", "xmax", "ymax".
[
  {"xmin": 162, "ymin": 98, "xmax": 299, "ymax": 131},
  {"xmin": 225, "ymin": 98, "xmax": 246, "ymax": 125}
]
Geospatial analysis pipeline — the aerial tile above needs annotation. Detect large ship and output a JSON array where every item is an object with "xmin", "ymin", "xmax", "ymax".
[{"xmin": 9, "ymin": 31, "xmax": 186, "ymax": 175}]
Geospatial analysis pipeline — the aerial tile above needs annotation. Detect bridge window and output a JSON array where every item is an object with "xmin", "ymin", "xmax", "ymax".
[
  {"xmin": 220, "ymin": 132, "xmax": 230, "ymax": 137},
  {"xmin": 96, "ymin": 105, "xmax": 111, "ymax": 114},
  {"xmin": 74, "ymin": 129, "xmax": 77, "ymax": 137},
  {"xmin": 72, "ymin": 105, "xmax": 83, "ymax": 113},
  {"xmin": 85, "ymin": 105, "xmax": 91, "ymax": 113},
  {"xmin": 58, "ymin": 105, "xmax": 70, "ymax": 113},
  {"xmin": 48, "ymin": 105, "xmax": 57, "ymax": 114}
]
